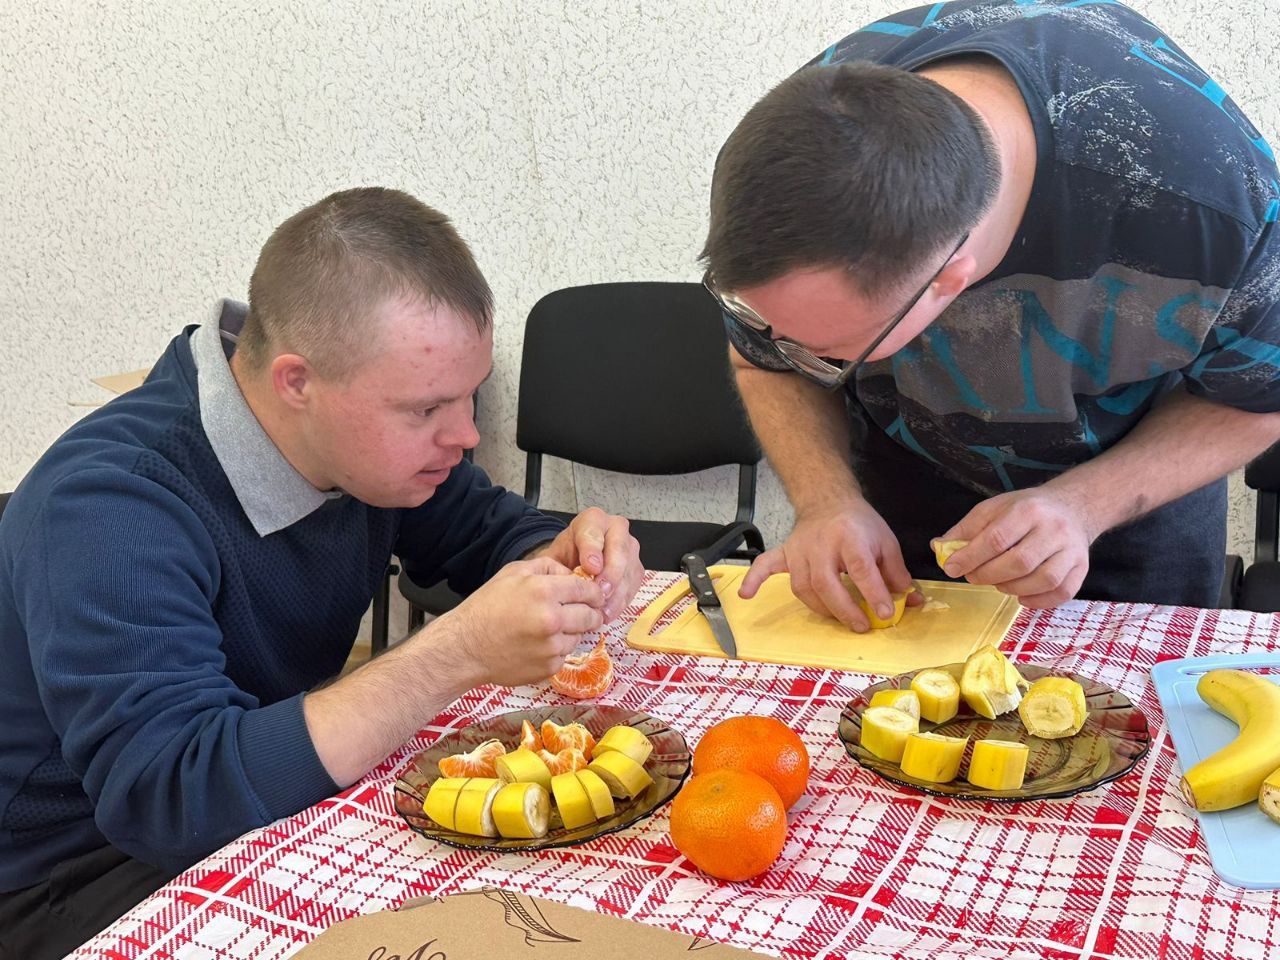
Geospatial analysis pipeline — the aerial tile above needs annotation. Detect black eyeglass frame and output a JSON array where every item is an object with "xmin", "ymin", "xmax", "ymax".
[{"xmin": 704, "ymin": 232, "xmax": 969, "ymax": 390}]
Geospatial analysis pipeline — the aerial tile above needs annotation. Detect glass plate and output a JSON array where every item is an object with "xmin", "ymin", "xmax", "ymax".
[
  {"xmin": 394, "ymin": 704, "xmax": 690, "ymax": 851},
  {"xmin": 838, "ymin": 664, "xmax": 1151, "ymax": 801}
]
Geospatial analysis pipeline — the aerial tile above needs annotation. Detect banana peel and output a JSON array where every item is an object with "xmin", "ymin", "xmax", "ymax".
[{"xmin": 931, "ymin": 538, "xmax": 969, "ymax": 569}]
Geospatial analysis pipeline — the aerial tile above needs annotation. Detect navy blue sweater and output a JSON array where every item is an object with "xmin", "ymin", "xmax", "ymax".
[{"xmin": 0, "ymin": 329, "xmax": 564, "ymax": 891}]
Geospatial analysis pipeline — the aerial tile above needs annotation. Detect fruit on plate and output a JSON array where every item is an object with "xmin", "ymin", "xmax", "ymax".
[
  {"xmin": 422, "ymin": 777, "xmax": 470, "ymax": 830},
  {"xmin": 519, "ymin": 719, "xmax": 543, "ymax": 752},
  {"xmin": 453, "ymin": 778, "xmax": 502, "ymax": 837},
  {"xmin": 550, "ymin": 637, "xmax": 615, "ymax": 699},
  {"xmin": 966, "ymin": 739, "xmax": 1030, "ymax": 790},
  {"xmin": 495, "ymin": 747, "xmax": 554, "ymax": 791},
  {"xmin": 1018, "ymin": 677, "xmax": 1088, "ymax": 739},
  {"xmin": 869, "ymin": 689, "xmax": 921, "ymax": 721},
  {"xmin": 899, "ymin": 732, "xmax": 968, "ymax": 783},
  {"xmin": 931, "ymin": 538, "xmax": 969, "ymax": 568},
  {"xmin": 538, "ymin": 746, "xmax": 589, "ymax": 775},
  {"xmin": 575, "ymin": 769, "xmax": 616, "ymax": 819},
  {"xmin": 491, "ymin": 781, "xmax": 552, "ymax": 838},
  {"xmin": 911, "ymin": 669, "xmax": 961, "ymax": 724},
  {"xmin": 587, "ymin": 749, "xmax": 654, "ymax": 799},
  {"xmin": 541, "ymin": 719, "xmax": 596, "ymax": 758},
  {"xmin": 960, "ymin": 644, "xmax": 1027, "ymax": 719},
  {"xmin": 437, "ymin": 738, "xmax": 506, "ymax": 779},
  {"xmin": 1261, "ymin": 767, "xmax": 1280, "ymax": 824},
  {"xmin": 1180, "ymin": 669, "xmax": 1280, "ymax": 812},
  {"xmin": 550, "ymin": 771, "xmax": 597, "ymax": 830},
  {"xmin": 860, "ymin": 705, "xmax": 919, "ymax": 763},
  {"xmin": 691, "ymin": 715, "xmax": 811, "ymax": 810},
  {"xmin": 669, "ymin": 768, "xmax": 787, "ymax": 882},
  {"xmin": 594, "ymin": 725, "xmax": 654, "ymax": 765}
]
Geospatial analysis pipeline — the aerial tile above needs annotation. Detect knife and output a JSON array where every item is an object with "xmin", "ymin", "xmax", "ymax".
[{"xmin": 680, "ymin": 553, "xmax": 738, "ymax": 659}]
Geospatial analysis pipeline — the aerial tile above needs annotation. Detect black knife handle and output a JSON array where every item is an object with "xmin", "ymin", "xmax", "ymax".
[{"xmin": 681, "ymin": 553, "xmax": 722, "ymax": 608}]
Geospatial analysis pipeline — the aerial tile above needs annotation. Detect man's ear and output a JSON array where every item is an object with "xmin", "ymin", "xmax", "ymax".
[
  {"xmin": 270, "ymin": 354, "xmax": 314, "ymax": 411},
  {"xmin": 933, "ymin": 254, "xmax": 977, "ymax": 301}
]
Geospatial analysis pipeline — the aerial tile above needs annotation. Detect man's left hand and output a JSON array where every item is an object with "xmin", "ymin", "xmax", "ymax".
[
  {"xmin": 936, "ymin": 488, "xmax": 1097, "ymax": 608},
  {"xmin": 534, "ymin": 507, "xmax": 643, "ymax": 622}
]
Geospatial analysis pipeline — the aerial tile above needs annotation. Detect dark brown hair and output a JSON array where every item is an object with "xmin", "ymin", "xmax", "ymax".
[
  {"xmin": 240, "ymin": 187, "xmax": 493, "ymax": 379},
  {"xmin": 701, "ymin": 61, "xmax": 1000, "ymax": 298}
]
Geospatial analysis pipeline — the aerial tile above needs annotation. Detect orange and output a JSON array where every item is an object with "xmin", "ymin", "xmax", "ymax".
[
  {"xmin": 519, "ymin": 719, "xmax": 543, "ymax": 753},
  {"xmin": 538, "ymin": 747, "xmax": 588, "ymax": 775},
  {"xmin": 669, "ymin": 769, "xmax": 787, "ymax": 882},
  {"xmin": 541, "ymin": 719, "xmax": 596, "ymax": 758},
  {"xmin": 550, "ymin": 637, "xmax": 614, "ymax": 700},
  {"xmin": 691, "ymin": 716, "xmax": 810, "ymax": 810},
  {"xmin": 437, "ymin": 738, "xmax": 506, "ymax": 778}
]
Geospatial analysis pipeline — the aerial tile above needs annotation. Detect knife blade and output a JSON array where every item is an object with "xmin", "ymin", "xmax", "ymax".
[{"xmin": 680, "ymin": 553, "xmax": 738, "ymax": 659}]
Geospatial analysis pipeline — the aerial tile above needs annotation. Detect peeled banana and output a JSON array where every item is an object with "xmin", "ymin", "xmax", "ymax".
[
  {"xmin": 860, "ymin": 705, "xmax": 919, "ymax": 763},
  {"xmin": 1018, "ymin": 677, "xmax": 1088, "ymax": 739},
  {"xmin": 960, "ymin": 645, "xmax": 1027, "ymax": 719},
  {"xmin": 900, "ymin": 732, "xmax": 968, "ymax": 783},
  {"xmin": 1261, "ymin": 767, "xmax": 1280, "ymax": 824},
  {"xmin": 1181, "ymin": 669, "xmax": 1280, "ymax": 812},
  {"xmin": 967, "ymin": 739, "xmax": 1029, "ymax": 790},
  {"xmin": 869, "ymin": 689, "xmax": 921, "ymax": 720},
  {"xmin": 911, "ymin": 669, "xmax": 961, "ymax": 724}
]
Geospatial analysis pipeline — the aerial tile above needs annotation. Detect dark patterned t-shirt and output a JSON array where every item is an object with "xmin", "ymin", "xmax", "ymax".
[{"xmin": 726, "ymin": 0, "xmax": 1280, "ymax": 496}]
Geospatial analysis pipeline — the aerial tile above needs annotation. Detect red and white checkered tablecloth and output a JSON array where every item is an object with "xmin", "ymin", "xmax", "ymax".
[{"xmin": 70, "ymin": 572, "xmax": 1280, "ymax": 960}]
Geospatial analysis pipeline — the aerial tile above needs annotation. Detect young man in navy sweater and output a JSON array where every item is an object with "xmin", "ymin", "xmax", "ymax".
[{"xmin": 0, "ymin": 187, "xmax": 643, "ymax": 958}]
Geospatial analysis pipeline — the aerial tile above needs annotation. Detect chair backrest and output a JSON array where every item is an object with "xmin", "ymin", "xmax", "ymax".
[
  {"xmin": 0, "ymin": 492, "xmax": 10, "ymax": 519},
  {"xmin": 1245, "ymin": 442, "xmax": 1280, "ymax": 563},
  {"xmin": 516, "ymin": 282, "xmax": 762, "ymax": 518}
]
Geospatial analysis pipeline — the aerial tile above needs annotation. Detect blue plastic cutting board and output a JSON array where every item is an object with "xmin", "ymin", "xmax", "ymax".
[{"xmin": 1151, "ymin": 653, "xmax": 1280, "ymax": 889}]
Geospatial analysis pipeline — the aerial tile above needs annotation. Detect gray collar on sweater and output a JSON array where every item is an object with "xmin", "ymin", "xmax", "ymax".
[{"xmin": 190, "ymin": 299, "xmax": 343, "ymax": 537}]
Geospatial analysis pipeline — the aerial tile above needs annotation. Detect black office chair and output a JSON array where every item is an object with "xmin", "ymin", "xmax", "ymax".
[
  {"xmin": 1236, "ymin": 442, "xmax": 1280, "ymax": 612},
  {"xmin": 395, "ymin": 281, "xmax": 766, "ymax": 636}
]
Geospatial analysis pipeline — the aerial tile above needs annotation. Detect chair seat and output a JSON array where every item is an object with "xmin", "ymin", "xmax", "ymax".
[{"xmin": 1240, "ymin": 561, "xmax": 1280, "ymax": 613}]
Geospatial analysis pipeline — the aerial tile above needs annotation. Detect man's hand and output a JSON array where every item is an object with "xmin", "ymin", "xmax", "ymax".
[
  {"xmin": 442, "ymin": 556, "xmax": 608, "ymax": 686},
  {"xmin": 937, "ymin": 487, "xmax": 1096, "ymax": 607},
  {"xmin": 533, "ymin": 507, "xmax": 643, "ymax": 621},
  {"xmin": 739, "ymin": 497, "xmax": 920, "ymax": 632}
]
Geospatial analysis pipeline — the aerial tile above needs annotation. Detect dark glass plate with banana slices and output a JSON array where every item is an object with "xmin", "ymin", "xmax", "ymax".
[
  {"xmin": 394, "ymin": 704, "xmax": 691, "ymax": 851},
  {"xmin": 839, "ymin": 662, "xmax": 1151, "ymax": 801}
]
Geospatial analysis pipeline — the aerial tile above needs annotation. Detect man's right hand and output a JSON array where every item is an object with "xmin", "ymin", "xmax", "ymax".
[
  {"xmin": 738, "ymin": 498, "xmax": 919, "ymax": 632},
  {"xmin": 440, "ymin": 556, "xmax": 607, "ymax": 687}
]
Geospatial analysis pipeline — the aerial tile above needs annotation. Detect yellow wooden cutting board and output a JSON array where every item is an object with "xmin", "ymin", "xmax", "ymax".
[{"xmin": 626, "ymin": 566, "xmax": 1020, "ymax": 675}]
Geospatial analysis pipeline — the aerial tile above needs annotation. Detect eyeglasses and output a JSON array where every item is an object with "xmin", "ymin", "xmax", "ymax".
[{"xmin": 704, "ymin": 232, "xmax": 969, "ymax": 390}]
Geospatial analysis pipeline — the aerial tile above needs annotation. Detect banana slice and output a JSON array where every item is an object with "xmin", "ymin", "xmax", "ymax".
[
  {"xmin": 1018, "ymin": 677, "xmax": 1088, "ymax": 739},
  {"xmin": 859, "ymin": 705, "xmax": 919, "ymax": 763},
  {"xmin": 869, "ymin": 689, "xmax": 921, "ymax": 720},
  {"xmin": 932, "ymin": 538, "xmax": 969, "ymax": 569},
  {"xmin": 960, "ymin": 645, "xmax": 1027, "ymax": 719},
  {"xmin": 491, "ymin": 781, "xmax": 551, "ymax": 838},
  {"xmin": 966, "ymin": 739, "xmax": 1029, "ymax": 790},
  {"xmin": 453, "ymin": 778, "xmax": 502, "ymax": 837},
  {"xmin": 494, "ymin": 747, "xmax": 553, "ymax": 791},
  {"xmin": 1182, "ymin": 669, "xmax": 1280, "ymax": 812},
  {"xmin": 587, "ymin": 750, "xmax": 653, "ymax": 799},
  {"xmin": 911, "ymin": 669, "xmax": 961, "ymax": 724},
  {"xmin": 575, "ymin": 769, "xmax": 616, "ymax": 820},
  {"xmin": 857, "ymin": 589, "xmax": 911, "ymax": 629},
  {"xmin": 593, "ymin": 726, "xmax": 654, "ymax": 765},
  {"xmin": 551, "ymin": 771, "xmax": 597, "ymax": 830},
  {"xmin": 422, "ymin": 777, "xmax": 469, "ymax": 830},
  {"xmin": 900, "ymin": 732, "xmax": 968, "ymax": 783},
  {"xmin": 1261, "ymin": 767, "xmax": 1280, "ymax": 824}
]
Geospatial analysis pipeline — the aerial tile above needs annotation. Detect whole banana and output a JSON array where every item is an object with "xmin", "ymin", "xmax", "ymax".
[{"xmin": 1180, "ymin": 669, "xmax": 1280, "ymax": 812}]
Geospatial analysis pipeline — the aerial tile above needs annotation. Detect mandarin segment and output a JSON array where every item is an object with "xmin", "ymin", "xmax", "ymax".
[
  {"xmin": 541, "ymin": 719, "xmax": 596, "ymax": 758},
  {"xmin": 550, "ymin": 637, "xmax": 615, "ymax": 700},
  {"xmin": 437, "ymin": 738, "xmax": 506, "ymax": 779}
]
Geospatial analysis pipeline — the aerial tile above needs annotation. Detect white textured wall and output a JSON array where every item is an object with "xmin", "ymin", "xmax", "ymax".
[{"xmin": 2, "ymin": 0, "xmax": 1277, "ymax": 572}]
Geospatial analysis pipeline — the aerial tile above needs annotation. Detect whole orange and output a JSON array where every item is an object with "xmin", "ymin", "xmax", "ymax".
[
  {"xmin": 691, "ymin": 715, "xmax": 810, "ymax": 809},
  {"xmin": 669, "ymin": 769, "xmax": 787, "ymax": 882}
]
